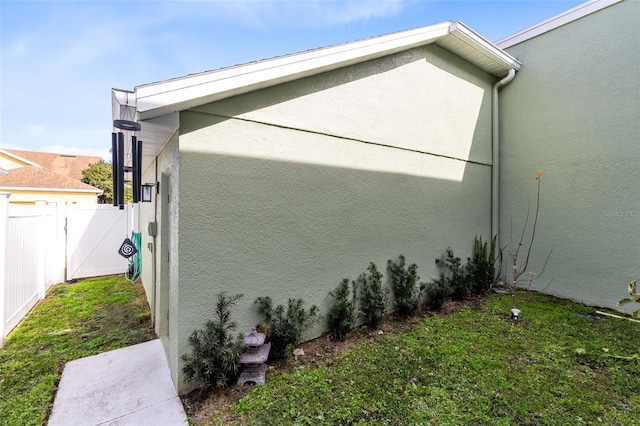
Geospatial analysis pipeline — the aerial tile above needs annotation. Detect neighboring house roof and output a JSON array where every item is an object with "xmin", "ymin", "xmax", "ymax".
[
  {"xmin": 3, "ymin": 149, "xmax": 102, "ymax": 181},
  {"xmin": 495, "ymin": 0, "xmax": 623, "ymax": 48},
  {"xmin": 0, "ymin": 166, "xmax": 102, "ymax": 193}
]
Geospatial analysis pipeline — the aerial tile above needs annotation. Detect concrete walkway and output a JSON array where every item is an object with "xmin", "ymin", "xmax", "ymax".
[{"xmin": 48, "ymin": 339, "xmax": 187, "ymax": 426}]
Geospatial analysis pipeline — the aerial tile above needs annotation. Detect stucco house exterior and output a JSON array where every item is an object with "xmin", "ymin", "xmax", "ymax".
[
  {"xmin": 112, "ymin": 0, "xmax": 637, "ymax": 392},
  {"xmin": 0, "ymin": 149, "xmax": 103, "ymax": 204},
  {"xmin": 495, "ymin": 0, "xmax": 639, "ymax": 312}
]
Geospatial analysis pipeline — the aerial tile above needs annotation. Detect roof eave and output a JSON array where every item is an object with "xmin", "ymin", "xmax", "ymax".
[
  {"xmin": 495, "ymin": 0, "xmax": 624, "ymax": 48},
  {"xmin": 446, "ymin": 22, "xmax": 522, "ymax": 72},
  {"xmin": 0, "ymin": 149, "xmax": 42, "ymax": 167},
  {"xmin": 135, "ymin": 21, "xmax": 519, "ymax": 120}
]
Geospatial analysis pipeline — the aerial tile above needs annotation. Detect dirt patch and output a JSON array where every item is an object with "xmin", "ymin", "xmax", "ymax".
[{"xmin": 181, "ymin": 298, "xmax": 480, "ymax": 423}]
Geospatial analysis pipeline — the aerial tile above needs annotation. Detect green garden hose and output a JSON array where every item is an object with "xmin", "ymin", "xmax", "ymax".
[{"xmin": 125, "ymin": 232, "xmax": 142, "ymax": 283}]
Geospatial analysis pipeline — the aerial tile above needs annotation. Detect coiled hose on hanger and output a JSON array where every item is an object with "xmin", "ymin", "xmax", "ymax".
[{"xmin": 125, "ymin": 232, "xmax": 142, "ymax": 283}]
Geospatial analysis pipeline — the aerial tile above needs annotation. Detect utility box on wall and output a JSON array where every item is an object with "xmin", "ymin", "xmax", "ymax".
[{"xmin": 147, "ymin": 221, "xmax": 157, "ymax": 236}]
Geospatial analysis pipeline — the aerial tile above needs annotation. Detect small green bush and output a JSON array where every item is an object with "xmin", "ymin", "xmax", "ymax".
[
  {"xmin": 387, "ymin": 255, "xmax": 420, "ymax": 316},
  {"xmin": 618, "ymin": 279, "xmax": 640, "ymax": 319},
  {"xmin": 467, "ymin": 235, "xmax": 502, "ymax": 294},
  {"xmin": 435, "ymin": 247, "xmax": 471, "ymax": 301},
  {"xmin": 181, "ymin": 293, "xmax": 245, "ymax": 390},
  {"xmin": 255, "ymin": 297, "xmax": 321, "ymax": 360},
  {"xmin": 327, "ymin": 278, "xmax": 357, "ymax": 341},
  {"xmin": 421, "ymin": 274, "xmax": 453, "ymax": 310},
  {"xmin": 356, "ymin": 262, "xmax": 388, "ymax": 328}
]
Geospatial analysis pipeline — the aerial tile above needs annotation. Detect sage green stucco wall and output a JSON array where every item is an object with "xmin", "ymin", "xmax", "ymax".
[
  {"xmin": 139, "ymin": 161, "xmax": 155, "ymax": 309},
  {"xmin": 139, "ymin": 131, "xmax": 182, "ymax": 387},
  {"xmin": 174, "ymin": 45, "xmax": 496, "ymax": 392},
  {"xmin": 500, "ymin": 0, "xmax": 640, "ymax": 310}
]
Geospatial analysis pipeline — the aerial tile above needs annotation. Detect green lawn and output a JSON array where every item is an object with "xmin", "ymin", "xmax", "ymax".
[
  {"xmin": 0, "ymin": 276, "xmax": 154, "ymax": 426},
  {"xmin": 223, "ymin": 292, "xmax": 639, "ymax": 425}
]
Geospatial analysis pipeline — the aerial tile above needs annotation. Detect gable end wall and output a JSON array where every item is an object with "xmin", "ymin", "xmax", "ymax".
[{"xmin": 174, "ymin": 44, "xmax": 498, "ymax": 392}]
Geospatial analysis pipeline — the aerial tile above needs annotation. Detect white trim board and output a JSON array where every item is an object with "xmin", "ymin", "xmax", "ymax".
[
  {"xmin": 134, "ymin": 21, "xmax": 520, "ymax": 120},
  {"xmin": 496, "ymin": 0, "xmax": 624, "ymax": 48}
]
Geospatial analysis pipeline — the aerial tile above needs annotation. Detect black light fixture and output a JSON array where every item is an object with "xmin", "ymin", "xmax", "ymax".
[{"xmin": 141, "ymin": 182, "xmax": 158, "ymax": 203}]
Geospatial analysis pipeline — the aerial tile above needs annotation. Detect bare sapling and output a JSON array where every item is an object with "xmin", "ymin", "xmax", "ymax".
[{"xmin": 507, "ymin": 172, "xmax": 553, "ymax": 310}]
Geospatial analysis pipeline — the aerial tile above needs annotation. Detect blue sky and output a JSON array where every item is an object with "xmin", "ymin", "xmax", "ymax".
[{"xmin": 1, "ymin": 0, "xmax": 584, "ymax": 160}]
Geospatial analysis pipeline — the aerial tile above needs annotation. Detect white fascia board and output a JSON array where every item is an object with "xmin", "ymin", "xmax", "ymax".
[
  {"xmin": 496, "ymin": 0, "xmax": 624, "ymax": 48},
  {"xmin": 0, "ymin": 149, "xmax": 41, "ymax": 167},
  {"xmin": 449, "ymin": 22, "xmax": 522, "ymax": 71},
  {"xmin": 135, "ymin": 21, "xmax": 520, "ymax": 120},
  {"xmin": 135, "ymin": 22, "xmax": 454, "ymax": 120}
]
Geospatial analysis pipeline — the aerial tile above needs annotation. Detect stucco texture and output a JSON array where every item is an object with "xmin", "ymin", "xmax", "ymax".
[
  {"xmin": 139, "ymin": 131, "xmax": 182, "ymax": 387},
  {"xmin": 499, "ymin": 0, "xmax": 640, "ymax": 310},
  {"xmin": 173, "ymin": 45, "xmax": 497, "ymax": 391},
  {"xmin": 139, "ymin": 163, "xmax": 156, "ymax": 317}
]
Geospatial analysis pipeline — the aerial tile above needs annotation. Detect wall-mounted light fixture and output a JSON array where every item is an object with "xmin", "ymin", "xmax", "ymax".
[{"xmin": 141, "ymin": 182, "xmax": 159, "ymax": 203}]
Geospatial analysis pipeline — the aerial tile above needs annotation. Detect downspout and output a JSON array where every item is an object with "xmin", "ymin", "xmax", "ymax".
[{"xmin": 491, "ymin": 68, "xmax": 516, "ymax": 243}]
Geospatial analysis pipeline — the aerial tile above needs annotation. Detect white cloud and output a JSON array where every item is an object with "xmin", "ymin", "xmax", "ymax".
[
  {"xmin": 9, "ymin": 39, "xmax": 30, "ymax": 56},
  {"xmin": 307, "ymin": 0, "xmax": 407, "ymax": 27},
  {"xmin": 208, "ymin": 0, "xmax": 410, "ymax": 30},
  {"xmin": 27, "ymin": 125, "xmax": 46, "ymax": 138},
  {"xmin": 2, "ymin": 0, "xmax": 416, "ymax": 159},
  {"xmin": 3, "ymin": 122, "xmax": 113, "ymax": 162}
]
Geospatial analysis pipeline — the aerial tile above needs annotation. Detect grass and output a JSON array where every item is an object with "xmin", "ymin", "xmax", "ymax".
[
  {"xmin": 216, "ymin": 291, "xmax": 639, "ymax": 425},
  {"xmin": 0, "ymin": 275, "xmax": 154, "ymax": 426}
]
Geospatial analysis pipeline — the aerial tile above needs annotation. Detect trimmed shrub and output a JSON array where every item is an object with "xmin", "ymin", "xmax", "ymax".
[
  {"xmin": 255, "ymin": 297, "xmax": 320, "ymax": 360},
  {"xmin": 422, "ymin": 274, "xmax": 453, "ymax": 310},
  {"xmin": 327, "ymin": 278, "xmax": 357, "ymax": 341},
  {"xmin": 436, "ymin": 248, "xmax": 472, "ymax": 300},
  {"xmin": 181, "ymin": 293, "xmax": 245, "ymax": 390},
  {"xmin": 467, "ymin": 235, "xmax": 502, "ymax": 294},
  {"xmin": 356, "ymin": 262, "xmax": 388, "ymax": 328},
  {"xmin": 387, "ymin": 255, "xmax": 420, "ymax": 316}
]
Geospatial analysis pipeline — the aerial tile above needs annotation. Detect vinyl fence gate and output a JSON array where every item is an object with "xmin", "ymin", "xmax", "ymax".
[
  {"xmin": 66, "ymin": 204, "xmax": 132, "ymax": 281},
  {"xmin": 1, "ymin": 198, "xmax": 132, "ymax": 346}
]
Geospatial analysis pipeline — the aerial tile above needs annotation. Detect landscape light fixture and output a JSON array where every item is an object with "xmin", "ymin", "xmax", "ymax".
[{"xmin": 511, "ymin": 308, "xmax": 521, "ymax": 321}]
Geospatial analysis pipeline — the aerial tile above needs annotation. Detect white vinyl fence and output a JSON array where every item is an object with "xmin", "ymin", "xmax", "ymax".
[
  {"xmin": 66, "ymin": 204, "xmax": 132, "ymax": 281},
  {"xmin": 0, "ymin": 194, "xmax": 133, "ymax": 347}
]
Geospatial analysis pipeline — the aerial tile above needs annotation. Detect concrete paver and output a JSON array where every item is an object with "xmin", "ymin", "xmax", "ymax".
[{"xmin": 48, "ymin": 339, "xmax": 187, "ymax": 426}]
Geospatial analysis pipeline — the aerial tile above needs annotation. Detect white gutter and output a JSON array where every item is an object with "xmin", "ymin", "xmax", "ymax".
[
  {"xmin": 491, "ymin": 68, "xmax": 516, "ymax": 242},
  {"xmin": 447, "ymin": 22, "xmax": 521, "ymax": 71}
]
